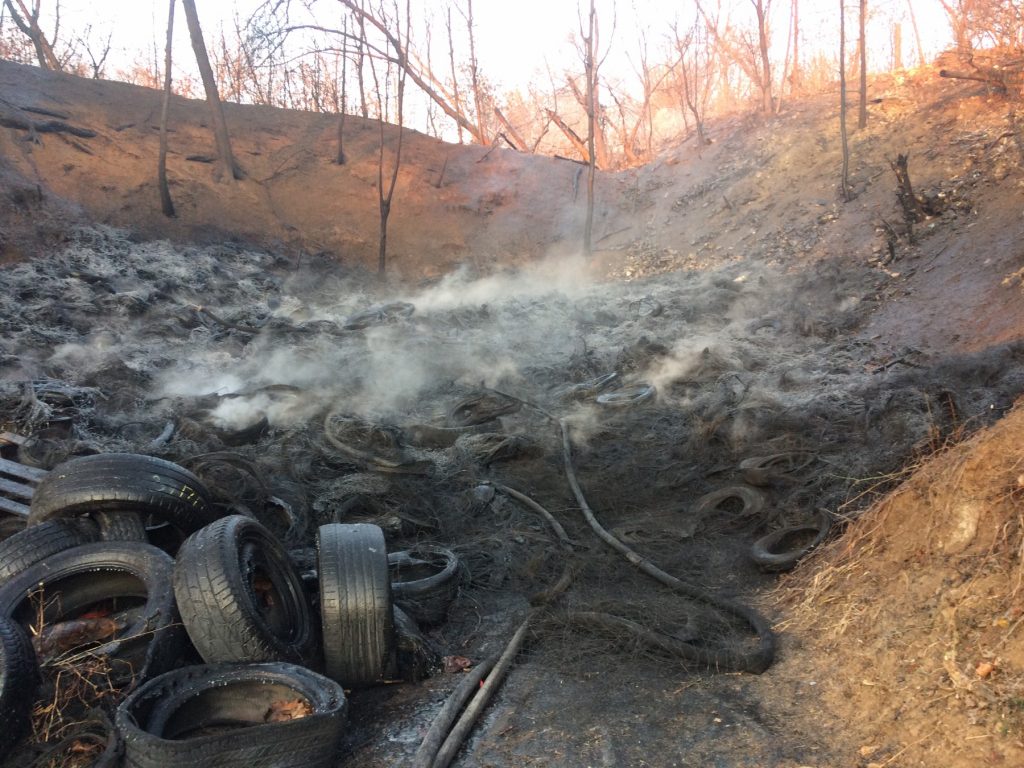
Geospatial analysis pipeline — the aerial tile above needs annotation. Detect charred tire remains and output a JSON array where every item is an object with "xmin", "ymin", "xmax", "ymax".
[
  {"xmin": 116, "ymin": 662, "xmax": 347, "ymax": 768},
  {"xmin": 738, "ymin": 451, "xmax": 817, "ymax": 486},
  {"xmin": 317, "ymin": 523, "xmax": 394, "ymax": 687},
  {"xmin": 751, "ymin": 510, "xmax": 832, "ymax": 572},
  {"xmin": 173, "ymin": 515, "xmax": 315, "ymax": 665},
  {"xmin": 595, "ymin": 382, "xmax": 656, "ymax": 407},
  {"xmin": 0, "ymin": 617, "xmax": 39, "ymax": 760},
  {"xmin": 28, "ymin": 453, "xmax": 218, "ymax": 536},
  {"xmin": 0, "ymin": 542, "xmax": 182, "ymax": 682},
  {"xmin": 388, "ymin": 545, "xmax": 460, "ymax": 626}
]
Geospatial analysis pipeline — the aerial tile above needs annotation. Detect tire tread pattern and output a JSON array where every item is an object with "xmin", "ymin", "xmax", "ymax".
[
  {"xmin": 173, "ymin": 516, "xmax": 313, "ymax": 665},
  {"xmin": 0, "ymin": 518, "xmax": 99, "ymax": 587},
  {"xmin": 0, "ymin": 617, "xmax": 40, "ymax": 759},
  {"xmin": 318, "ymin": 523, "xmax": 393, "ymax": 687},
  {"xmin": 29, "ymin": 454, "xmax": 217, "ymax": 534}
]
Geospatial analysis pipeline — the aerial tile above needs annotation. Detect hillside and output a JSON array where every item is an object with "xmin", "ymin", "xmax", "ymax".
[{"xmin": 1, "ymin": 57, "xmax": 1024, "ymax": 767}]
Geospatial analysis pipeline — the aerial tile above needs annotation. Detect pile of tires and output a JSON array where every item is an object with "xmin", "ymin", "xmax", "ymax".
[{"xmin": 0, "ymin": 452, "xmax": 461, "ymax": 765}]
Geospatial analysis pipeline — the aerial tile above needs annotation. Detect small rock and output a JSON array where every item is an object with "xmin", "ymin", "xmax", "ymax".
[{"xmin": 975, "ymin": 660, "xmax": 995, "ymax": 679}]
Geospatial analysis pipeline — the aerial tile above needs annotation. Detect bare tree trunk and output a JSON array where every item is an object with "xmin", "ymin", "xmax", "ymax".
[
  {"xmin": 858, "ymin": 0, "xmax": 868, "ymax": 129},
  {"xmin": 905, "ymin": 0, "xmax": 925, "ymax": 67},
  {"xmin": 839, "ymin": 0, "xmax": 852, "ymax": 202},
  {"xmin": 791, "ymin": 0, "xmax": 801, "ymax": 90},
  {"xmin": 336, "ymin": 17, "xmax": 348, "ymax": 165},
  {"xmin": 356, "ymin": 7, "xmax": 368, "ymax": 118},
  {"xmin": 546, "ymin": 108, "xmax": 590, "ymax": 160},
  {"xmin": 158, "ymin": 0, "xmax": 175, "ymax": 218},
  {"xmin": 5, "ymin": 0, "xmax": 61, "ymax": 69},
  {"xmin": 493, "ymin": 106, "xmax": 528, "ymax": 151},
  {"xmin": 754, "ymin": 0, "xmax": 773, "ymax": 114},
  {"xmin": 778, "ymin": 0, "xmax": 795, "ymax": 113},
  {"xmin": 445, "ymin": 7, "xmax": 463, "ymax": 143},
  {"xmin": 181, "ymin": 0, "xmax": 243, "ymax": 181},
  {"xmin": 368, "ymin": 0, "xmax": 409, "ymax": 276},
  {"xmin": 582, "ymin": 0, "xmax": 598, "ymax": 256},
  {"xmin": 893, "ymin": 21, "xmax": 903, "ymax": 70},
  {"xmin": 465, "ymin": 0, "xmax": 487, "ymax": 144}
]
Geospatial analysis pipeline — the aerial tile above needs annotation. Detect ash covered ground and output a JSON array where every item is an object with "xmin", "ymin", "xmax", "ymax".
[{"xmin": 4, "ymin": 227, "xmax": 1024, "ymax": 765}]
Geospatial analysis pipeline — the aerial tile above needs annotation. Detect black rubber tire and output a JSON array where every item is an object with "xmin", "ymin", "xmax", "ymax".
[
  {"xmin": 389, "ymin": 545, "xmax": 460, "ymax": 626},
  {"xmin": 0, "ymin": 542, "xmax": 182, "ymax": 683},
  {"xmin": 173, "ymin": 515, "xmax": 315, "ymax": 666},
  {"xmin": 93, "ymin": 511, "xmax": 149, "ymax": 542},
  {"xmin": 751, "ymin": 511, "xmax": 832, "ymax": 573},
  {"xmin": 692, "ymin": 485, "xmax": 766, "ymax": 530},
  {"xmin": 0, "ymin": 518, "xmax": 100, "ymax": 587},
  {"xmin": 0, "ymin": 617, "xmax": 40, "ymax": 760},
  {"xmin": 28, "ymin": 453, "xmax": 218, "ymax": 535},
  {"xmin": 317, "ymin": 523, "xmax": 394, "ymax": 687},
  {"xmin": 0, "ymin": 515, "xmax": 25, "ymax": 543},
  {"xmin": 738, "ymin": 451, "xmax": 816, "ymax": 486},
  {"xmin": 116, "ymin": 662, "xmax": 347, "ymax": 768}
]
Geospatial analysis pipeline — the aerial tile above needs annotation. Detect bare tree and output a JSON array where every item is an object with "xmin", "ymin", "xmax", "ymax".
[
  {"xmin": 444, "ymin": 7, "xmax": 463, "ymax": 142},
  {"xmin": 839, "ymin": 0, "xmax": 852, "ymax": 202},
  {"xmin": 181, "ymin": 0, "xmax": 244, "ymax": 181},
  {"xmin": 905, "ymin": 0, "xmax": 925, "ymax": 67},
  {"xmin": 336, "ymin": 16, "xmax": 348, "ymax": 165},
  {"xmin": 339, "ymin": 0, "xmax": 488, "ymax": 144},
  {"xmin": 858, "ymin": 0, "xmax": 867, "ymax": 129},
  {"xmin": 751, "ymin": 0, "xmax": 773, "ymax": 113},
  {"xmin": 462, "ymin": 0, "xmax": 488, "ymax": 144},
  {"xmin": 581, "ymin": 0, "xmax": 599, "ymax": 255},
  {"xmin": 790, "ymin": 0, "xmax": 801, "ymax": 90},
  {"xmin": 158, "ymin": 0, "xmax": 175, "ymax": 218},
  {"xmin": 671, "ymin": 18, "xmax": 716, "ymax": 146},
  {"xmin": 365, "ymin": 0, "xmax": 409, "ymax": 275},
  {"xmin": 3, "ymin": 0, "xmax": 60, "ymax": 69},
  {"xmin": 79, "ymin": 25, "xmax": 111, "ymax": 79},
  {"xmin": 696, "ymin": 0, "xmax": 775, "ymax": 114}
]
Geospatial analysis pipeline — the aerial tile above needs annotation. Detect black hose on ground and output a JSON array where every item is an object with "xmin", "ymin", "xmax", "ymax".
[{"xmin": 559, "ymin": 418, "xmax": 776, "ymax": 674}]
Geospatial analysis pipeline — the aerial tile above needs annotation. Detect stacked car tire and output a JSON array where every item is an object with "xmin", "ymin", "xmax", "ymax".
[{"xmin": 0, "ymin": 452, "xmax": 461, "ymax": 766}]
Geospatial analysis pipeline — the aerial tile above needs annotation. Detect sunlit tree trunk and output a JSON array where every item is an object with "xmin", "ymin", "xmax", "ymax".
[
  {"xmin": 181, "ymin": 0, "xmax": 242, "ymax": 181},
  {"xmin": 582, "ymin": 0, "xmax": 598, "ymax": 255},
  {"xmin": 4, "ymin": 0, "xmax": 61, "ymax": 69},
  {"xmin": 839, "ymin": 0, "xmax": 852, "ymax": 202},
  {"xmin": 158, "ymin": 0, "xmax": 175, "ymax": 217},
  {"xmin": 905, "ymin": 0, "xmax": 925, "ymax": 67},
  {"xmin": 858, "ymin": 0, "xmax": 868, "ymax": 129}
]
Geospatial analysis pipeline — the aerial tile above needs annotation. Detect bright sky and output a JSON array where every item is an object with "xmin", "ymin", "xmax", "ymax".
[{"xmin": 24, "ymin": 0, "xmax": 954, "ymax": 95}]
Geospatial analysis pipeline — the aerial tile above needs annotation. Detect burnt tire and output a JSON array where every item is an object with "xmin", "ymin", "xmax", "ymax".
[
  {"xmin": 750, "ymin": 511, "xmax": 832, "ymax": 573},
  {"xmin": 173, "ymin": 516, "xmax": 315, "ymax": 665},
  {"xmin": 389, "ymin": 545, "xmax": 459, "ymax": 626},
  {"xmin": 28, "ymin": 453, "xmax": 218, "ymax": 535},
  {"xmin": 317, "ymin": 523, "xmax": 393, "ymax": 687},
  {"xmin": 0, "ymin": 542, "xmax": 182, "ymax": 683},
  {"xmin": 0, "ymin": 617, "xmax": 40, "ymax": 760},
  {"xmin": 0, "ymin": 518, "xmax": 100, "ymax": 587},
  {"xmin": 116, "ymin": 662, "xmax": 347, "ymax": 768}
]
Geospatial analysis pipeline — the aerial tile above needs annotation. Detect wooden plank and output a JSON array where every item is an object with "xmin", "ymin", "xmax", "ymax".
[
  {"xmin": 0, "ymin": 477, "xmax": 33, "ymax": 500},
  {"xmin": 0, "ymin": 432, "xmax": 27, "ymax": 446},
  {"xmin": 0, "ymin": 457, "xmax": 47, "ymax": 483},
  {"xmin": 0, "ymin": 496, "xmax": 29, "ymax": 517}
]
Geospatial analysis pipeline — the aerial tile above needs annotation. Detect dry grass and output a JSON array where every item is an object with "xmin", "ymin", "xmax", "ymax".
[{"xmin": 772, "ymin": 404, "xmax": 1024, "ymax": 764}]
